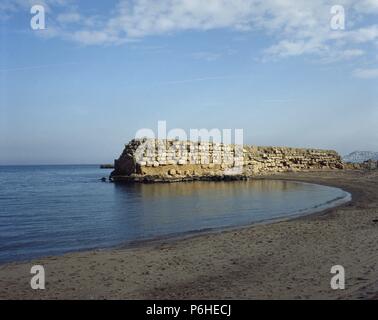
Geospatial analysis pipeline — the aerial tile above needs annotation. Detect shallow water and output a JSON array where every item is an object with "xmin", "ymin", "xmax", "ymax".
[{"xmin": 0, "ymin": 165, "xmax": 350, "ymax": 263}]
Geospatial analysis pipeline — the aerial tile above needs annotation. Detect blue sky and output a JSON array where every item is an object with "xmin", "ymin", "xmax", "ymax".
[{"xmin": 0, "ymin": 0, "xmax": 378, "ymax": 164}]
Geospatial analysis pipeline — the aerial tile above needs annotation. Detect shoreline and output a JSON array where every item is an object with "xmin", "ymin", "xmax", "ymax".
[
  {"xmin": 0, "ymin": 178, "xmax": 351, "ymax": 266},
  {"xmin": 1, "ymin": 170, "xmax": 377, "ymax": 299}
]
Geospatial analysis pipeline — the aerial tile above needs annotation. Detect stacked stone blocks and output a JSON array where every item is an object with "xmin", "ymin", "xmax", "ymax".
[{"xmin": 111, "ymin": 138, "xmax": 343, "ymax": 181}]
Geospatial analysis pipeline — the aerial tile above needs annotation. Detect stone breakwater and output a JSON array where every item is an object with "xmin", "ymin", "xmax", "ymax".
[
  {"xmin": 344, "ymin": 159, "xmax": 378, "ymax": 170},
  {"xmin": 110, "ymin": 139, "xmax": 344, "ymax": 183}
]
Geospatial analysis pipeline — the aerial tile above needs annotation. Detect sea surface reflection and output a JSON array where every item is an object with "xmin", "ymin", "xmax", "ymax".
[{"xmin": 0, "ymin": 165, "xmax": 350, "ymax": 263}]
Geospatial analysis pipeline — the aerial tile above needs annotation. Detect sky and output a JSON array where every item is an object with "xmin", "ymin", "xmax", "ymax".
[{"xmin": 0, "ymin": 0, "xmax": 377, "ymax": 165}]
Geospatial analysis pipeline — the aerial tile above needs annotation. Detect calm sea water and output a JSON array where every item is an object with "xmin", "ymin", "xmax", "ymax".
[{"xmin": 0, "ymin": 165, "xmax": 350, "ymax": 263}]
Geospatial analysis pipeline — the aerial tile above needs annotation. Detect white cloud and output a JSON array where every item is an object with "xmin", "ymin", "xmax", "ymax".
[
  {"xmin": 191, "ymin": 48, "xmax": 235, "ymax": 61},
  {"xmin": 354, "ymin": 0, "xmax": 378, "ymax": 14},
  {"xmin": 71, "ymin": 30, "xmax": 118, "ymax": 46},
  {"xmin": 0, "ymin": 0, "xmax": 72, "ymax": 13},
  {"xmin": 353, "ymin": 68, "xmax": 378, "ymax": 79},
  {"xmin": 192, "ymin": 51, "xmax": 222, "ymax": 61},
  {"xmin": 264, "ymin": 39, "xmax": 328, "ymax": 57},
  {"xmin": 3, "ymin": 0, "xmax": 378, "ymax": 67},
  {"xmin": 56, "ymin": 12, "xmax": 81, "ymax": 24},
  {"xmin": 348, "ymin": 25, "xmax": 378, "ymax": 43},
  {"xmin": 342, "ymin": 49, "xmax": 365, "ymax": 58},
  {"xmin": 108, "ymin": 0, "xmax": 257, "ymax": 37}
]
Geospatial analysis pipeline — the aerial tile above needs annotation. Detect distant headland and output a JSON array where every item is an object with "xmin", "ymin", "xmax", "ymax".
[{"xmin": 100, "ymin": 164, "xmax": 114, "ymax": 169}]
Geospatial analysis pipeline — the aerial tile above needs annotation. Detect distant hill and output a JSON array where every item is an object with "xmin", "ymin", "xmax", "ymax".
[
  {"xmin": 343, "ymin": 151, "xmax": 378, "ymax": 163},
  {"xmin": 100, "ymin": 164, "xmax": 114, "ymax": 169}
]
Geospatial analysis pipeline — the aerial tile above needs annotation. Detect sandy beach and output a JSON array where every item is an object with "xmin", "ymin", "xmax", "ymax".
[{"xmin": 0, "ymin": 170, "xmax": 377, "ymax": 300}]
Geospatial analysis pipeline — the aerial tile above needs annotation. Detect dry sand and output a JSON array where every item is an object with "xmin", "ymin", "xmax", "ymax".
[{"xmin": 0, "ymin": 170, "xmax": 377, "ymax": 300}]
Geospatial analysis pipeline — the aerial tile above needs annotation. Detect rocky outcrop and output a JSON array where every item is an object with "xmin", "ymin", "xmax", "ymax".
[
  {"xmin": 361, "ymin": 159, "xmax": 378, "ymax": 170},
  {"xmin": 110, "ymin": 138, "xmax": 344, "ymax": 183},
  {"xmin": 343, "ymin": 151, "xmax": 378, "ymax": 163}
]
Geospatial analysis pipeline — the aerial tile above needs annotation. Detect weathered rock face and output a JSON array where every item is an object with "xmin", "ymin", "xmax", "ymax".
[
  {"xmin": 343, "ymin": 159, "xmax": 378, "ymax": 170},
  {"xmin": 364, "ymin": 159, "xmax": 378, "ymax": 170},
  {"xmin": 110, "ymin": 138, "xmax": 344, "ymax": 182}
]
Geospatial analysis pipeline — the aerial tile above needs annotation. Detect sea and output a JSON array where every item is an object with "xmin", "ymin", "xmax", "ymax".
[{"xmin": 0, "ymin": 165, "xmax": 351, "ymax": 263}]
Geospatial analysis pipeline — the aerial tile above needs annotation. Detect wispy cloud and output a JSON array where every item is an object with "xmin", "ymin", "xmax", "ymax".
[
  {"xmin": 191, "ymin": 48, "xmax": 236, "ymax": 62},
  {"xmin": 156, "ymin": 75, "xmax": 245, "ymax": 86},
  {"xmin": 353, "ymin": 68, "xmax": 378, "ymax": 79},
  {"xmin": 0, "ymin": 62, "xmax": 78, "ymax": 73},
  {"xmin": 3, "ymin": 0, "xmax": 378, "ymax": 67},
  {"xmin": 191, "ymin": 52, "xmax": 222, "ymax": 62}
]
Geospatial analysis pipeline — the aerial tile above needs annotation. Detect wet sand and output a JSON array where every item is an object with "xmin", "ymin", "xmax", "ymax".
[{"xmin": 0, "ymin": 170, "xmax": 377, "ymax": 299}]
